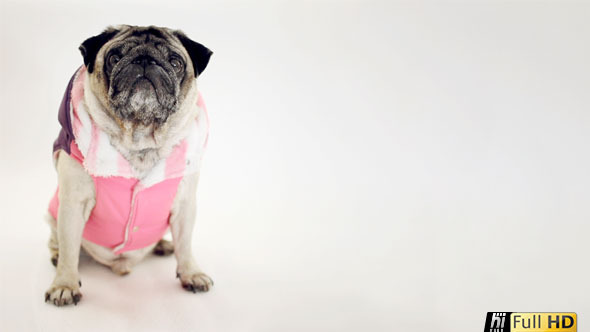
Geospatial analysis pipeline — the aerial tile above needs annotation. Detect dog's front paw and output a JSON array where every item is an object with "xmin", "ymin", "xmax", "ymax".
[
  {"xmin": 177, "ymin": 271, "xmax": 214, "ymax": 293},
  {"xmin": 44, "ymin": 281, "xmax": 82, "ymax": 306}
]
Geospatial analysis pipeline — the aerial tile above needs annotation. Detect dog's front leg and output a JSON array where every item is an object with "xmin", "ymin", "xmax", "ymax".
[
  {"xmin": 45, "ymin": 152, "xmax": 95, "ymax": 306},
  {"xmin": 169, "ymin": 173, "xmax": 213, "ymax": 292}
]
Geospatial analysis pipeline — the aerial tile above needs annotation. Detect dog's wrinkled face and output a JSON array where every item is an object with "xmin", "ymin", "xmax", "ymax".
[{"xmin": 79, "ymin": 25, "xmax": 212, "ymax": 126}]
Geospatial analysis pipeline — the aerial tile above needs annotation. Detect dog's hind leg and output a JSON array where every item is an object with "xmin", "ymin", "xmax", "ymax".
[
  {"xmin": 82, "ymin": 239, "xmax": 156, "ymax": 276},
  {"xmin": 153, "ymin": 238, "xmax": 174, "ymax": 256},
  {"xmin": 110, "ymin": 257, "xmax": 133, "ymax": 276},
  {"xmin": 111, "ymin": 245, "xmax": 156, "ymax": 275}
]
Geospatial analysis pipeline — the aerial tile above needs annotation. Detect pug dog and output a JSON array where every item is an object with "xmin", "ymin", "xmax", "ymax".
[{"xmin": 44, "ymin": 25, "xmax": 213, "ymax": 306}]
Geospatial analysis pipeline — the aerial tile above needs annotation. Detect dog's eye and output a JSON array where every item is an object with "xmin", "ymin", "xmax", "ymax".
[
  {"xmin": 108, "ymin": 54, "xmax": 121, "ymax": 67},
  {"xmin": 170, "ymin": 58, "xmax": 183, "ymax": 73}
]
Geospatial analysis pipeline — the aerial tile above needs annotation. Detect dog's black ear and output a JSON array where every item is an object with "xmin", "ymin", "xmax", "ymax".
[
  {"xmin": 174, "ymin": 31, "xmax": 213, "ymax": 77},
  {"xmin": 79, "ymin": 28, "xmax": 119, "ymax": 73}
]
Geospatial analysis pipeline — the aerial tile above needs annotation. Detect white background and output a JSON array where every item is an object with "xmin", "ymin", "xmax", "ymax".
[{"xmin": 1, "ymin": 0, "xmax": 589, "ymax": 331}]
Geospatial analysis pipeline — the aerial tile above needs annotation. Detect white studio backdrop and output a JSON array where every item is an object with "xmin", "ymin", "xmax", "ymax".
[{"xmin": 1, "ymin": 0, "xmax": 589, "ymax": 331}]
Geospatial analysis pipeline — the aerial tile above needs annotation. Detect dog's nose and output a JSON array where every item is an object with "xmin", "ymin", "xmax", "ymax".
[{"xmin": 131, "ymin": 55, "xmax": 157, "ymax": 68}]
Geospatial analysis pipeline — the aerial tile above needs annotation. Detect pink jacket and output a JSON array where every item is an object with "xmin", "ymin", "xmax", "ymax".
[{"xmin": 48, "ymin": 66, "xmax": 209, "ymax": 254}]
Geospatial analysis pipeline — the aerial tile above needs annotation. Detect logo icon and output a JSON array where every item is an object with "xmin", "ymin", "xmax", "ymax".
[{"xmin": 486, "ymin": 312, "xmax": 509, "ymax": 332}]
